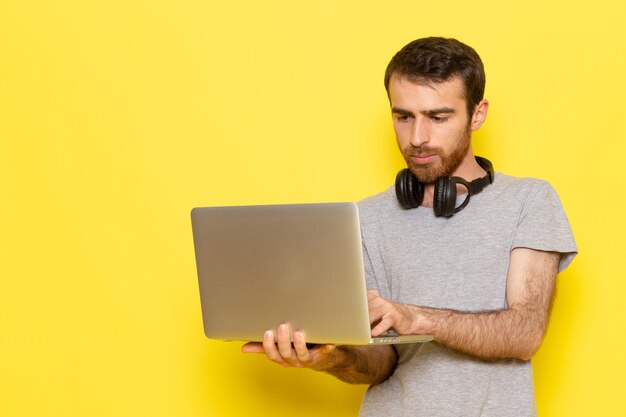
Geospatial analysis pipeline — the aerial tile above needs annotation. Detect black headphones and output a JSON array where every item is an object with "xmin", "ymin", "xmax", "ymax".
[{"xmin": 395, "ymin": 156, "xmax": 494, "ymax": 217}]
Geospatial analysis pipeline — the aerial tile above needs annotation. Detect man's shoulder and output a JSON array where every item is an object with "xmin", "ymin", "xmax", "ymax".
[
  {"xmin": 489, "ymin": 173, "xmax": 566, "ymax": 219},
  {"xmin": 493, "ymin": 172, "xmax": 550, "ymax": 186},
  {"xmin": 492, "ymin": 172, "xmax": 556, "ymax": 196},
  {"xmin": 355, "ymin": 186, "xmax": 400, "ymax": 226},
  {"xmin": 357, "ymin": 186, "xmax": 396, "ymax": 210},
  {"xmin": 357, "ymin": 185, "xmax": 395, "ymax": 205}
]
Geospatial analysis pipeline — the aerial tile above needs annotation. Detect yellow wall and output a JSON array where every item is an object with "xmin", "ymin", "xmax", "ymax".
[{"xmin": 1, "ymin": 1, "xmax": 624, "ymax": 415}]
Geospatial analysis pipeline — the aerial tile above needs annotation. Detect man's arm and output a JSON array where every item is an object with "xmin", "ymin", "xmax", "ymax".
[
  {"xmin": 368, "ymin": 248, "xmax": 560, "ymax": 360},
  {"xmin": 242, "ymin": 324, "xmax": 398, "ymax": 385}
]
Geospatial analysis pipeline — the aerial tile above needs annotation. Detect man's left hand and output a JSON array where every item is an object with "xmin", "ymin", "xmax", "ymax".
[{"xmin": 367, "ymin": 291, "xmax": 429, "ymax": 336}]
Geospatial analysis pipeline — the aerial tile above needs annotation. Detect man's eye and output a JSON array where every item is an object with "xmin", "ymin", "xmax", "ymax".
[
  {"xmin": 396, "ymin": 115, "xmax": 411, "ymax": 122},
  {"xmin": 432, "ymin": 116, "xmax": 448, "ymax": 123}
]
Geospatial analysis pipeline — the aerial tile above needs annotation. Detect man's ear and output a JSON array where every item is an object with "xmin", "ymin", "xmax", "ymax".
[{"xmin": 470, "ymin": 99, "xmax": 489, "ymax": 131}]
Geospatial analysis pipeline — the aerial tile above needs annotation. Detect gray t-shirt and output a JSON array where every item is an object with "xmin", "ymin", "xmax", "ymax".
[{"xmin": 357, "ymin": 173, "xmax": 577, "ymax": 417}]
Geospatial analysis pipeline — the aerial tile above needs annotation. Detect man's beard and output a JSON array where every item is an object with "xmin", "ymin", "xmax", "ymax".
[{"xmin": 401, "ymin": 128, "xmax": 472, "ymax": 183}]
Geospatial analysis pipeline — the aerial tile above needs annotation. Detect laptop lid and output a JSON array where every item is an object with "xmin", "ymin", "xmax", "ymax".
[{"xmin": 191, "ymin": 202, "xmax": 432, "ymax": 345}]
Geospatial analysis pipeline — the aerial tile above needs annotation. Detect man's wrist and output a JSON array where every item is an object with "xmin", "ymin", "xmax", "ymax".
[
  {"xmin": 410, "ymin": 305, "xmax": 438, "ymax": 336},
  {"xmin": 324, "ymin": 345, "xmax": 351, "ymax": 371}
]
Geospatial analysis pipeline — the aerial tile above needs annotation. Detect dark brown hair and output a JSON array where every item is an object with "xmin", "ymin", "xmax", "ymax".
[{"xmin": 384, "ymin": 37, "xmax": 486, "ymax": 118}]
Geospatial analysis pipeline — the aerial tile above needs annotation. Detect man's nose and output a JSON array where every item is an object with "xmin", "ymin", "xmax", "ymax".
[{"xmin": 409, "ymin": 119, "xmax": 430, "ymax": 147}]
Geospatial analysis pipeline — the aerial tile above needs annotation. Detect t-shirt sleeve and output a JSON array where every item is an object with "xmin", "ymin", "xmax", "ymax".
[
  {"xmin": 362, "ymin": 242, "xmax": 379, "ymax": 291},
  {"xmin": 511, "ymin": 180, "xmax": 578, "ymax": 272},
  {"xmin": 358, "ymin": 200, "xmax": 394, "ymax": 300}
]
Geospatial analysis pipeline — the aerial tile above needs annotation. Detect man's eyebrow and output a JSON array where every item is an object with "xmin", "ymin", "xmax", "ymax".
[
  {"xmin": 423, "ymin": 107, "xmax": 456, "ymax": 116},
  {"xmin": 391, "ymin": 107, "xmax": 456, "ymax": 116},
  {"xmin": 391, "ymin": 107, "xmax": 414, "ymax": 116}
]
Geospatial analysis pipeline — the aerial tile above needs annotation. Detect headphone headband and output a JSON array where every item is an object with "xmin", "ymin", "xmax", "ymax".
[{"xmin": 463, "ymin": 156, "xmax": 494, "ymax": 196}]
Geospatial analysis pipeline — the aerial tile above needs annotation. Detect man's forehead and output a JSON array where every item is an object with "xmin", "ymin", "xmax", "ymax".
[
  {"xmin": 388, "ymin": 74, "xmax": 467, "ymax": 107},
  {"xmin": 390, "ymin": 73, "xmax": 465, "ymax": 94}
]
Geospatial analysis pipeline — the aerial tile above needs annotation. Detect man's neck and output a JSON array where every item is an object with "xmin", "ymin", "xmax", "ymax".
[{"xmin": 421, "ymin": 151, "xmax": 487, "ymax": 208}]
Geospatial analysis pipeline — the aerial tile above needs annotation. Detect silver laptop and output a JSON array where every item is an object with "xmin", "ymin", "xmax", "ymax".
[{"xmin": 191, "ymin": 202, "xmax": 433, "ymax": 345}]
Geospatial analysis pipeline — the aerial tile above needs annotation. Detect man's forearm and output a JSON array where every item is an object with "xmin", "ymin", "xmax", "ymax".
[
  {"xmin": 325, "ymin": 345, "xmax": 398, "ymax": 385},
  {"xmin": 414, "ymin": 304, "xmax": 548, "ymax": 360}
]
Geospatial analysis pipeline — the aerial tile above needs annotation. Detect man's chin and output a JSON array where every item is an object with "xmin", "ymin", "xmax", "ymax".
[{"xmin": 409, "ymin": 166, "xmax": 444, "ymax": 183}]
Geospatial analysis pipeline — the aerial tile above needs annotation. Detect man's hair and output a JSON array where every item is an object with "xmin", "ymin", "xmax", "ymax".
[{"xmin": 384, "ymin": 37, "xmax": 486, "ymax": 118}]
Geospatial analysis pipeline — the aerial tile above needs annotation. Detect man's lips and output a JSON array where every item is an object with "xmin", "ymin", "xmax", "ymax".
[{"xmin": 409, "ymin": 154, "xmax": 437, "ymax": 164}]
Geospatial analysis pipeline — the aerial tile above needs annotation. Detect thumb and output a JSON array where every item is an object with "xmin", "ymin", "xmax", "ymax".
[{"xmin": 241, "ymin": 342, "xmax": 264, "ymax": 353}]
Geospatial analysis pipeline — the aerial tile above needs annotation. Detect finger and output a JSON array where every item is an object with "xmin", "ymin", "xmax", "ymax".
[
  {"xmin": 367, "ymin": 292, "xmax": 387, "ymax": 313},
  {"xmin": 368, "ymin": 302, "xmax": 386, "ymax": 324},
  {"xmin": 276, "ymin": 324, "xmax": 303, "ymax": 367},
  {"xmin": 368, "ymin": 294, "xmax": 394, "ymax": 325},
  {"xmin": 371, "ymin": 316, "xmax": 394, "ymax": 337},
  {"xmin": 241, "ymin": 342, "xmax": 264, "ymax": 353},
  {"xmin": 293, "ymin": 331, "xmax": 311, "ymax": 363},
  {"xmin": 367, "ymin": 290, "xmax": 380, "ymax": 300},
  {"xmin": 262, "ymin": 330, "xmax": 290, "ymax": 367},
  {"xmin": 369, "ymin": 310, "xmax": 383, "ymax": 325}
]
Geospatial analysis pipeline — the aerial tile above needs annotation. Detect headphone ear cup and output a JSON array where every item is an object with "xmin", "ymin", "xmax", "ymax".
[
  {"xmin": 433, "ymin": 177, "xmax": 456, "ymax": 217},
  {"xmin": 395, "ymin": 169, "xmax": 424, "ymax": 209}
]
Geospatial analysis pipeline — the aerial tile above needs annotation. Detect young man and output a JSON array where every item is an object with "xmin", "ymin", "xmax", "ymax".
[{"xmin": 243, "ymin": 37, "xmax": 577, "ymax": 416}]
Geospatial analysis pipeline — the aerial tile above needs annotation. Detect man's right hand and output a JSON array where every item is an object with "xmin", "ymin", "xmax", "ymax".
[{"xmin": 241, "ymin": 323, "xmax": 342, "ymax": 371}]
